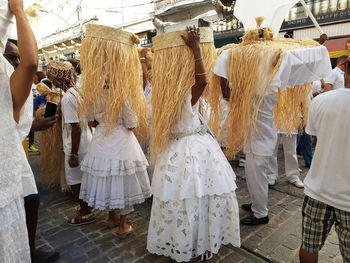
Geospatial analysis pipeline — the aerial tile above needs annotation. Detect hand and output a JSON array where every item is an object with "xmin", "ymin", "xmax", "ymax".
[
  {"xmin": 88, "ymin": 120, "xmax": 99, "ymax": 128},
  {"xmin": 9, "ymin": 0, "xmax": 24, "ymax": 15},
  {"xmin": 68, "ymin": 155, "xmax": 79, "ymax": 168},
  {"xmin": 319, "ymin": 33, "xmax": 328, "ymax": 45},
  {"xmin": 31, "ymin": 115, "xmax": 58, "ymax": 132},
  {"xmin": 181, "ymin": 26, "xmax": 200, "ymax": 51}
]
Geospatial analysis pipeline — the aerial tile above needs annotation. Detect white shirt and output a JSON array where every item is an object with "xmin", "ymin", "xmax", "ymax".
[
  {"xmin": 213, "ymin": 45, "xmax": 331, "ymax": 156},
  {"xmin": 325, "ymin": 67, "xmax": 344, "ymax": 90},
  {"xmin": 304, "ymin": 88, "xmax": 350, "ymax": 212},
  {"xmin": 61, "ymin": 87, "xmax": 92, "ymax": 155}
]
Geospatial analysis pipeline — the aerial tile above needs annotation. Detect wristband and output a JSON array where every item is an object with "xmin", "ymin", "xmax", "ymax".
[{"xmin": 70, "ymin": 154, "xmax": 78, "ymax": 158}]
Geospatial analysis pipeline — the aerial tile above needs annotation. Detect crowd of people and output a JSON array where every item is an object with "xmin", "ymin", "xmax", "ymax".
[{"xmin": 1, "ymin": 1, "xmax": 349, "ymax": 263}]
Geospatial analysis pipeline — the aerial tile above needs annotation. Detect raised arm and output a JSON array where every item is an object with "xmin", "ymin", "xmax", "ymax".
[
  {"xmin": 181, "ymin": 26, "xmax": 207, "ymax": 106},
  {"xmin": 9, "ymin": 0, "xmax": 38, "ymax": 122}
]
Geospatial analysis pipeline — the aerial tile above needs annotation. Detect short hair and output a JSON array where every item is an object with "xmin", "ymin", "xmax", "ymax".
[{"xmin": 337, "ymin": 55, "xmax": 348, "ymax": 65}]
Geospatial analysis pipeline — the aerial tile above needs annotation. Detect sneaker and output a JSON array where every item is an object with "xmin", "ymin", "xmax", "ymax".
[
  {"xmin": 290, "ymin": 179, "xmax": 304, "ymax": 188},
  {"xmin": 29, "ymin": 145, "xmax": 39, "ymax": 152},
  {"xmin": 240, "ymin": 215, "xmax": 269, "ymax": 225},
  {"xmin": 267, "ymin": 178, "xmax": 276, "ymax": 186},
  {"xmin": 298, "ymin": 168, "xmax": 302, "ymax": 172}
]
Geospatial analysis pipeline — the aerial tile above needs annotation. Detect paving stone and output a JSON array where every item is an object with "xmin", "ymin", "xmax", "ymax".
[{"xmin": 29, "ymin": 151, "xmax": 343, "ymax": 263}]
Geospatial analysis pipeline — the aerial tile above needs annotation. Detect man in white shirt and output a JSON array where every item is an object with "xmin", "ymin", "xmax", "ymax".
[
  {"xmin": 299, "ymin": 57, "xmax": 350, "ymax": 263},
  {"xmin": 324, "ymin": 55, "xmax": 347, "ymax": 91},
  {"xmin": 60, "ymin": 62, "xmax": 94, "ymax": 225}
]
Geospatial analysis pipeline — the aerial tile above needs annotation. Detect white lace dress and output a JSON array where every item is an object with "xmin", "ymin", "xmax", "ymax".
[
  {"xmin": 147, "ymin": 94, "xmax": 241, "ymax": 262},
  {"xmin": 79, "ymin": 104, "xmax": 151, "ymax": 210}
]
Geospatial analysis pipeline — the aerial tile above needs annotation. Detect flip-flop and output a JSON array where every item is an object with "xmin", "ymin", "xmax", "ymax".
[{"xmin": 116, "ymin": 223, "xmax": 137, "ymax": 239}]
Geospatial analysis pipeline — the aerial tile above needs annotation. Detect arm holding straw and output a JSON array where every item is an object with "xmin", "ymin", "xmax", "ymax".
[{"xmin": 181, "ymin": 26, "xmax": 208, "ymax": 106}]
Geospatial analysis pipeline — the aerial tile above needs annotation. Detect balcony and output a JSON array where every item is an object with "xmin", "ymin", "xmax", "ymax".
[{"xmin": 154, "ymin": 0, "xmax": 211, "ymax": 17}]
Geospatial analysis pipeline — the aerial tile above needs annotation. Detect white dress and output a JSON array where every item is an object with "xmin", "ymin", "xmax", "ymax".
[
  {"xmin": 79, "ymin": 104, "xmax": 151, "ymax": 210},
  {"xmin": 147, "ymin": 94, "xmax": 240, "ymax": 262}
]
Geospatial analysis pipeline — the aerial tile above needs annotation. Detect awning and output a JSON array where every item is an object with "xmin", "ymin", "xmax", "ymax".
[{"xmin": 324, "ymin": 38, "xmax": 350, "ymax": 58}]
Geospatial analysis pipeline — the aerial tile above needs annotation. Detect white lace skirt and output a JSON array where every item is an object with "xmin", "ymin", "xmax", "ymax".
[
  {"xmin": 79, "ymin": 125, "xmax": 151, "ymax": 210},
  {"xmin": 0, "ymin": 198, "xmax": 31, "ymax": 263},
  {"xmin": 147, "ymin": 192, "xmax": 241, "ymax": 262}
]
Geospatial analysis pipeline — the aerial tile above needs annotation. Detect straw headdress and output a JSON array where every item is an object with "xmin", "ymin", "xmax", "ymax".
[
  {"xmin": 151, "ymin": 27, "xmax": 217, "ymax": 159},
  {"xmin": 214, "ymin": 18, "xmax": 319, "ymax": 157},
  {"xmin": 79, "ymin": 24, "xmax": 147, "ymax": 140},
  {"xmin": 36, "ymin": 84, "xmax": 67, "ymax": 190}
]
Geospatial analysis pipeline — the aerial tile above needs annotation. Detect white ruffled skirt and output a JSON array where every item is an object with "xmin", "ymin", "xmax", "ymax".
[
  {"xmin": 147, "ymin": 132, "xmax": 240, "ymax": 262},
  {"xmin": 0, "ymin": 198, "xmax": 31, "ymax": 263},
  {"xmin": 80, "ymin": 124, "xmax": 151, "ymax": 210}
]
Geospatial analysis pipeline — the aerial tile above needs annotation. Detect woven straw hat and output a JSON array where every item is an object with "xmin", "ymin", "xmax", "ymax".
[
  {"xmin": 85, "ymin": 24, "xmax": 139, "ymax": 46},
  {"xmin": 47, "ymin": 61, "xmax": 74, "ymax": 80},
  {"xmin": 152, "ymin": 27, "xmax": 214, "ymax": 51}
]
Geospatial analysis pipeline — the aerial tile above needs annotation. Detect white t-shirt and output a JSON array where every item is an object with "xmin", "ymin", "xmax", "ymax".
[
  {"xmin": 304, "ymin": 88, "xmax": 350, "ymax": 212},
  {"xmin": 325, "ymin": 67, "xmax": 344, "ymax": 90},
  {"xmin": 61, "ymin": 87, "xmax": 92, "ymax": 155}
]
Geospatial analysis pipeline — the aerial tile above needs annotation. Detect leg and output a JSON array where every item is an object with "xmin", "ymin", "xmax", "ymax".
[
  {"xmin": 334, "ymin": 208, "xmax": 350, "ymax": 262},
  {"xmin": 244, "ymin": 153, "xmax": 269, "ymax": 219},
  {"xmin": 117, "ymin": 206, "xmax": 136, "ymax": 238},
  {"xmin": 70, "ymin": 184, "xmax": 91, "ymax": 215},
  {"xmin": 267, "ymin": 136, "xmax": 279, "ymax": 185},
  {"xmin": 300, "ymin": 133, "xmax": 313, "ymax": 168},
  {"xmin": 28, "ymin": 132, "xmax": 35, "ymax": 146},
  {"xmin": 300, "ymin": 196, "xmax": 334, "ymax": 263},
  {"xmin": 24, "ymin": 194, "xmax": 40, "ymax": 254},
  {"xmin": 282, "ymin": 134, "xmax": 301, "ymax": 183}
]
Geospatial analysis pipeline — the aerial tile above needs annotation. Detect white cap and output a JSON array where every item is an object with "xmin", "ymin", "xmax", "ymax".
[{"xmin": 234, "ymin": 0, "xmax": 299, "ymax": 34}]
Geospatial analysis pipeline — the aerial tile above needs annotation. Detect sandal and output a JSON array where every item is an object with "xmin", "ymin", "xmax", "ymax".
[
  {"xmin": 191, "ymin": 251, "xmax": 213, "ymax": 262},
  {"xmin": 67, "ymin": 213, "xmax": 96, "ymax": 226},
  {"xmin": 116, "ymin": 223, "xmax": 137, "ymax": 239}
]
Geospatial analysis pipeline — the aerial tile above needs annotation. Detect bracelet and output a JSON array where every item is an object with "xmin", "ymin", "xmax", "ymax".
[
  {"xmin": 195, "ymin": 72, "xmax": 206, "ymax": 76},
  {"xmin": 70, "ymin": 154, "xmax": 78, "ymax": 158},
  {"xmin": 194, "ymin": 57, "xmax": 203, "ymax": 62}
]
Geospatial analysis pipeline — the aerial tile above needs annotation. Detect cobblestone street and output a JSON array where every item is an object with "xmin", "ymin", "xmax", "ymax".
[{"xmin": 29, "ymin": 152, "xmax": 342, "ymax": 263}]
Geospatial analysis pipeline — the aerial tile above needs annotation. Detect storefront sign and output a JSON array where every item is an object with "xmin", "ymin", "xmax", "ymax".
[{"xmin": 281, "ymin": 0, "xmax": 350, "ymax": 31}]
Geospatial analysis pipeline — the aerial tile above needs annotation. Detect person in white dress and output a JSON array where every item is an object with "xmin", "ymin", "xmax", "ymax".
[
  {"xmin": 79, "ymin": 98, "xmax": 151, "ymax": 237},
  {"xmin": 147, "ymin": 26, "xmax": 240, "ymax": 262},
  {"xmin": 78, "ymin": 24, "xmax": 151, "ymax": 237},
  {"xmin": 0, "ymin": 0, "xmax": 39, "ymax": 262}
]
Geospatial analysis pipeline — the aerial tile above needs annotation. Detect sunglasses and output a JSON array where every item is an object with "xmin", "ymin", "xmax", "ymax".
[{"xmin": 3, "ymin": 53, "xmax": 20, "ymax": 61}]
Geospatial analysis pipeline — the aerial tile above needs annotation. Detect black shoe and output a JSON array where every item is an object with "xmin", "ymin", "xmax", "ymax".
[
  {"xmin": 240, "ymin": 215, "xmax": 269, "ymax": 225},
  {"xmin": 241, "ymin": 203, "xmax": 252, "ymax": 213},
  {"xmin": 31, "ymin": 249, "xmax": 60, "ymax": 263}
]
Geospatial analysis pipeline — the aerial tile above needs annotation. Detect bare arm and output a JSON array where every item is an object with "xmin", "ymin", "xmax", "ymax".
[
  {"xmin": 68, "ymin": 123, "xmax": 81, "ymax": 168},
  {"xmin": 220, "ymin": 77, "xmax": 230, "ymax": 100},
  {"xmin": 181, "ymin": 26, "xmax": 207, "ymax": 106},
  {"xmin": 9, "ymin": 0, "xmax": 38, "ymax": 122}
]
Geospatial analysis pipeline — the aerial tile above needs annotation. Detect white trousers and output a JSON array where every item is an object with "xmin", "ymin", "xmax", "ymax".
[
  {"xmin": 245, "ymin": 153, "xmax": 269, "ymax": 218},
  {"xmin": 267, "ymin": 134, "xmax": 300, "ymax": 183}
]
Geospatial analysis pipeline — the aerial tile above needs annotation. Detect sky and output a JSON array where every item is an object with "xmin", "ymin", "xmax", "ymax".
[{"xmin": 24, "ymin": 0, "xmax": 154, "ymax": 41}]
